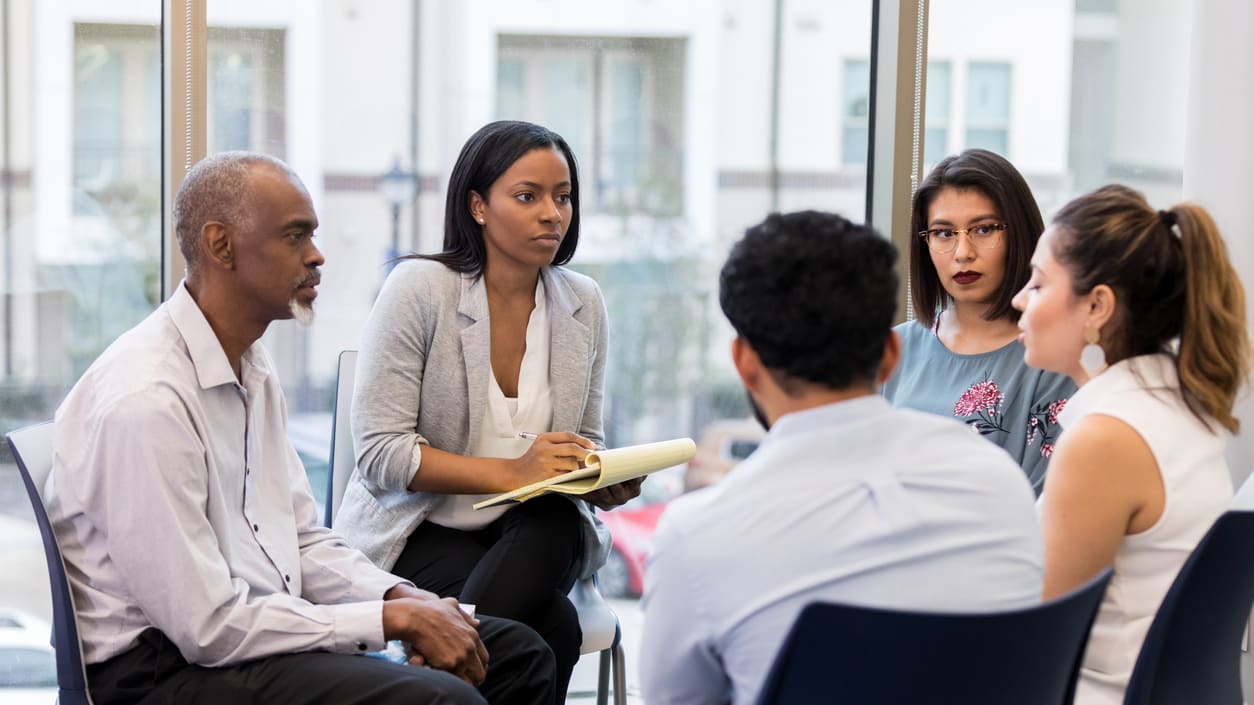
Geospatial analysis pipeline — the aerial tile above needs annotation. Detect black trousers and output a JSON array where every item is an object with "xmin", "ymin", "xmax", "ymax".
[
  {"xmin": 392, "ymin": 494, "xmax": 584, "ymax": 705},
  {"xmin": 86, "ymin": 616, "xmax": 553, "ymax": 705}
]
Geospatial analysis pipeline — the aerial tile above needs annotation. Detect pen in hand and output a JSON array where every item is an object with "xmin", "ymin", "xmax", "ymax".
[{"xmin": 518, "ymin": 432, "xmax": 539, "ymax": 440}]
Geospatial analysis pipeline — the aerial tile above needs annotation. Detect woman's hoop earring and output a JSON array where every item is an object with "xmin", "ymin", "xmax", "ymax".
[{"xmin": 1080, "ymin": 326, "xmax": 1108, "ymax": 376}]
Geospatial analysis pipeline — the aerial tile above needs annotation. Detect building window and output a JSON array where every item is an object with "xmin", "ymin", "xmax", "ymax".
[
  {"xmin": 924, "ymin": 61, "xmax": 951, "ymax": 166},
  {"xmin": 208, "ymin": 28, "xmax": 287, "ymax": 157},
  {"xmin": 497, "ymin": 36, "xmax": 686, "ymax": 217},
  {"xmin": 966, "ymin": 61, "xmax": 1011, "ymax": 155},
  {"xmin": 73, "ymin": 24, "xmax": 160, "ymax": 213},
  {"xmin": 841, "ymin": 59, "xmax": 870, "ymax": 165}
]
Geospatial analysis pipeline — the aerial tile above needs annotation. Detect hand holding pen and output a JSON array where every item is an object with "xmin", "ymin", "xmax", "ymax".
[
  {"xmin": 520, "ymin": 432, "xmax": 644, "ymax": 510},
  {"xmin": 510, "ymin": 431, "xmax": 593, "ymax": 486}
]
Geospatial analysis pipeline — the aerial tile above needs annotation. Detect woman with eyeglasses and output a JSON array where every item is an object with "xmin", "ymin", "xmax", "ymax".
[{"xmin": 882, "ymin": 149, "xmax": 1074, "ymax": 493}]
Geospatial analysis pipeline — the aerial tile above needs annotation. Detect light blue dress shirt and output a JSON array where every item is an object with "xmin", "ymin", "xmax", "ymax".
[{"xmin": 640, "ymin": 394, "xmax": 1043, "ymax": 705}]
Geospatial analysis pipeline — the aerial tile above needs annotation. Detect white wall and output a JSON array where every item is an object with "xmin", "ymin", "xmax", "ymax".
[
  {"xmin": 1183, "ymin": 0, "xmax": 1254, "ymax": 487},
  {"xmin": 1114, "ymin": 0, "xmax": 1191, "ymax": 174}
]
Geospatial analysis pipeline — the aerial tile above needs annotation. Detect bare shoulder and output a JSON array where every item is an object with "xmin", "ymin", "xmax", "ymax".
[{"xmin": 1048, "ymin": 413, "xmax": 1160, "ymax": 513}]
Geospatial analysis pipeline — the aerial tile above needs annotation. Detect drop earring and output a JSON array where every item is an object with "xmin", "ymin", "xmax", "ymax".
[{"xmin": 1080, "ymin": 326, "xmax": 1108, "ymax": 376}]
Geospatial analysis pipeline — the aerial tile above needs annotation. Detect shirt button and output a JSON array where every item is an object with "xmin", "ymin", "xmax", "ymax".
[
  {"xmin": 253, "ymin": 524, "xmax": 259, "ymax": 532},
  {"xmin": 357, "ymin": 642, "xmax": 368, "ymax": 651},
  {"xmin": 284, "ymin": 574, "xmax": 291, "ymax": 583}
]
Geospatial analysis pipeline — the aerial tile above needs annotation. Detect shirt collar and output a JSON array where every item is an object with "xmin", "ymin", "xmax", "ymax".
[
  {"xmin": 167, "ymin": 281, "xmax": 272, "ymax": 390},
  {"xmin": 759, "ymin": 393, "xmax": 893, "ymax": 448}
]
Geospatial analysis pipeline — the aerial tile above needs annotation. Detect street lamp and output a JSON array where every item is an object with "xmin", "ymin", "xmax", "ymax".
[{"xmin": 377, "ymin": 157, "xmax": 419, "ymax": 261}]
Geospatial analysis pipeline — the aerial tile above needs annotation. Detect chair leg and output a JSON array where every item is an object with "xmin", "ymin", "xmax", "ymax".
[
  {"xmin": 597, "ymin": 647, "xmax": 611, "ymax": 705},
  {"xmin": 612, "ymin": 642, "xmax": 627, "ymax": 705}
]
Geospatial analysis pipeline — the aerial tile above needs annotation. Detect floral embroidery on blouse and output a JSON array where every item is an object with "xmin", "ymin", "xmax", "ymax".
[
  {"xmin": 1026, "ymin": 398, "xmax": 1068, "ymax": 458},
  {"xmin": 954, "ymin": 376, "xmax": 1069, "ymax": 458},
  {"xmin": 953, "ymin": 376, "xmax": 1008, "ymax": 435}
]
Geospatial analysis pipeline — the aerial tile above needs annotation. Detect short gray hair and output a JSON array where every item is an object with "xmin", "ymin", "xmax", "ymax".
[{"xmin": 173, "ymin": 151, "xmax": 303, "ymax": 274}]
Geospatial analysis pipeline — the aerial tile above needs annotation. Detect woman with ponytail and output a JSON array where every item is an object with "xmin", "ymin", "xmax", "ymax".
[{"xmin": 1012, "ymin": 184, "xmax": 1250, "ymax": 705}]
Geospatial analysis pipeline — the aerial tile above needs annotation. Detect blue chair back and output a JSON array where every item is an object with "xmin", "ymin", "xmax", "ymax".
[
  {"xmin": 1122, "ymin": 509, "xmax": 1254, "ymax": 705},
  {"xmin": 325, "ymin": 349, "xmax": 358, "ymax": 527},
  {"xmin": 755, "ymin": 568, "xmax": 1112, "ymax": 705},
  {"xmin": 6, "ymin": 421, "xmax": 94, "ymax": 705}
]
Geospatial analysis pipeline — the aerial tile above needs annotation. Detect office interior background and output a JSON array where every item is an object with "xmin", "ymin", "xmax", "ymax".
[{"xmin": 2, "ymin": 0, "xmax": 1254, "ymax": 698}]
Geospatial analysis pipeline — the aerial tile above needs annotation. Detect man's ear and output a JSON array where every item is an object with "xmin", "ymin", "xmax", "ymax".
[
  {"xmin": 202, "ymin": 221, "xmax": 234, "ymax": 270},
  {"xmin": 731, "ymin": 337, "xmax": 764, "ymax": 393},
  {"xmin": 875, "ymin": 330, "xmax": 902, "ymax": 385}
]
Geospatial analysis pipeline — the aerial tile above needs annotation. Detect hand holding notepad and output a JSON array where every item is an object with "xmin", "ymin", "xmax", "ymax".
[{"xmin": 473, "ymin": 437, "xmax": 697, "ymax": 510}]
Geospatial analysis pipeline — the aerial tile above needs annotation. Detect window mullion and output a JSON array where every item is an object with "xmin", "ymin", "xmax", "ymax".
[
  {"xmin": 162, "ymin": 0, "xmax": 207, "ymax": 299},
  {"xmin": 867, "ymin": 0, "xmax": 929, "ymax": 324}
]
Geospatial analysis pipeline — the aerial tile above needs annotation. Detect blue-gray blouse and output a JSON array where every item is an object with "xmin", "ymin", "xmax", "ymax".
[{"xmin": 882, "ymin": 320, "xmax": 1076, "ymax": 494}]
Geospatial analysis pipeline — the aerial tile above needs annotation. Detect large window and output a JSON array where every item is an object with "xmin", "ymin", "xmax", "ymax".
[
  {"xmin": 20, "ymin": 0, "xmax": 1236, "ymax": 699},
  {"xmin": 2, "ymin": 3, "xmax": 164, "ymax": 630},
  {"xmin": 497, "ymin": 35, "xmax": 686, "ymax": 218}
]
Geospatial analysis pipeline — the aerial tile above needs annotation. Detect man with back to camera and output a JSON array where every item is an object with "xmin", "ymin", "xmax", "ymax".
[
  {"xmin": 45, "ymin": 151, "xmax": 557, "ymax": 705},
  {"xmin": 639, "ymin": 210, "xmax": 1045, "ymax": 705}
]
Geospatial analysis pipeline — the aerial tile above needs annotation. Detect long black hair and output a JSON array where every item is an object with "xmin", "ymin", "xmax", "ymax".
[{"xmin": 417, "ymin": 120, "xmax": 581, "ymax": 276}]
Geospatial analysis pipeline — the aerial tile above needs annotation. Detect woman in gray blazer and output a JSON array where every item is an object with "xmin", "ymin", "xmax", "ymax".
[{"xmin": 334, "ymin": 121, "xmax": 641, "ymax": 701}]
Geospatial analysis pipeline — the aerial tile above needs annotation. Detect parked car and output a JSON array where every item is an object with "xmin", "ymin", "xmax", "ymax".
[
  {"xmin": 682, "ymin": 417, "xmax": 764, "ymax": 492},
  {"xmin": 594, "ymin": 467, "xmax": 682, "ymax": 599},
  {"xmin": 0, "ymin": 609, "xmax": 57, "ymax": 705}
]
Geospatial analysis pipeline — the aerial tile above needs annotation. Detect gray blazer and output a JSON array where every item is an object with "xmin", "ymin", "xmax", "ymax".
[{"xmin": 333, "ymin": 258, "xmax": 612, "ymax": 579}]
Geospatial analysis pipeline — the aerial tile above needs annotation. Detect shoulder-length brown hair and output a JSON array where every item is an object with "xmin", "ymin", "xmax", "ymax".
[{"xmin": 909, "ymin": 149, "xmax": 1044, "ymax": 328}]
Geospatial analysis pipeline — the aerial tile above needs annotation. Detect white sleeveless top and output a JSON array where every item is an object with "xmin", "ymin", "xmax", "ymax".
[
  {"xmin": 1056, "ymin": 354, "xmax": 1233, "ymax": 705},
  {"xmin": 426, "ymin": 279, "xmax": 554, "ymax": 530}
]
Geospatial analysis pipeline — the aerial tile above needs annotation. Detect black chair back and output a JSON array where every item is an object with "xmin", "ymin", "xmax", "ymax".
[
  {"xmin": 1123, "ymin": 510, "xmax": 1254, "ymax": 705},
  {"xmin": 755, "ymin": 568, "xmax": 1112, "ymax": 705}
]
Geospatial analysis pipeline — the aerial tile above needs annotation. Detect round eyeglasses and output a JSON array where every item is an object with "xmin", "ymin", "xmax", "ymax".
[{"xmin": 918, "ymin": 223, "xmax": 1007, "ymax": 254}]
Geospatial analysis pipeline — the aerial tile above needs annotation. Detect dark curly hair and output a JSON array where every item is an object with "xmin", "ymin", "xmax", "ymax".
[{"xmin": 719, "ymin": 210, "xmax": 898, "ymax": 391}]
